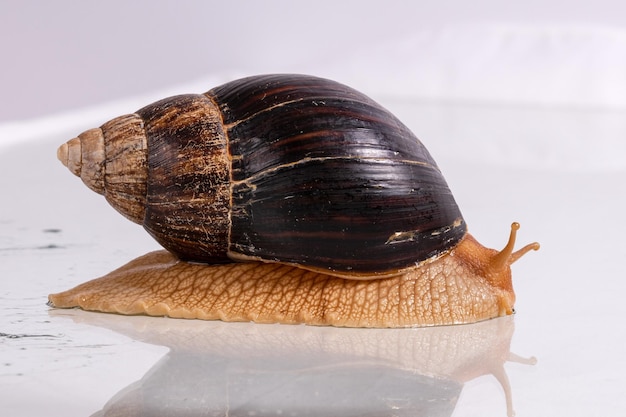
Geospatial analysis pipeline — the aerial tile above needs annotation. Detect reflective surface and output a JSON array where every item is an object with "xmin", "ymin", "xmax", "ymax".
[
  {"xmin": 2, "ymin": 99, "xmax": 625, "ymax": 416},
  {"xmin": 48, "ymin": 312, "xmax": 532, "ymax": 417}
]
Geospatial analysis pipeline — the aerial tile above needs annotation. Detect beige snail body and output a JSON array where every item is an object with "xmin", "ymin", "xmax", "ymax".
[{"xmin": 49, "ymin": 74, "xmax": 539, "ymax": 327}]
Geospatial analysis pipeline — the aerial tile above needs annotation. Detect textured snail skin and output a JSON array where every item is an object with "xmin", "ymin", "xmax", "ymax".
[
  {"xmin": 51, "ymin": 74, "xmax": 540, "ymax": 327},
  {"xmin": 48, "ymin": 225, "xmax": 538, "ymax": 327}
]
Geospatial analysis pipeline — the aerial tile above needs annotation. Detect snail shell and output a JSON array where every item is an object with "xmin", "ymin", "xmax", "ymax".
[
  {"xmin": 57, "ymin": 74, "xmax": 465, "ymax": 277},
  {"xmin": 52, "ymin": 74, "xmax": 539, "ymax": 327}
]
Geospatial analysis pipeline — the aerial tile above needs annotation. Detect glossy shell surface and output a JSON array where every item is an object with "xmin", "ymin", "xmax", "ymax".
[
  {"xmin": 206, "ymin": 75, "xmax": 465, "ymax": 273},
  {"xmin": 62, "ymin": 74, "xmax": 467, "ymax": 275}
]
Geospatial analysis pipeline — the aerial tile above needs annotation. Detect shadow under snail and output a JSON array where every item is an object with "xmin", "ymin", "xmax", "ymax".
[{"xmin": 48, "ymin": 74, "xmax": 539, "ymax": 328}]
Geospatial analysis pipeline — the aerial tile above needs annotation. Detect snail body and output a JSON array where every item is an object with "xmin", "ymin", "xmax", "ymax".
[{"xmin": 50, "ymin": 74, "xmax": 539, "ymax": 327}]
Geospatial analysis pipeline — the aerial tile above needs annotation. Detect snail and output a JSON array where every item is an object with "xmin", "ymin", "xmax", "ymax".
[{"xmin": 48, "ymin": 74, "xmax": 539, "ymax": 328}]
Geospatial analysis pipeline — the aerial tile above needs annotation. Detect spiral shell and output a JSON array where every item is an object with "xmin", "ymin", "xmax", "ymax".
[{"xmin": 58, "ymin": 74, "xmax": 466, "ymax": 277}]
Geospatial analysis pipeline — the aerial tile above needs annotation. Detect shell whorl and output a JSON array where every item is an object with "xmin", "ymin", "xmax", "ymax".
[
  {"xmin": 58, "ymin": 95, "xmax": 230, "ymax": 262},
  {"xmin": 58, "ymin": 74, "xmax": 467, "ymax": 276},
  {"xmin": 57, "ymin": 114, "xmax": 148, "ymax": 224}
]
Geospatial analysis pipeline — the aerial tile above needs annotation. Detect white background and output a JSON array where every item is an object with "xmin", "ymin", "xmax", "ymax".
[
  {"xmin": 4, "ymin": 0, "xmax": 626, "ymax": 121},
  {"xmin": 2, "ymin": 1, "xmax": 625, "ymax": 416}
]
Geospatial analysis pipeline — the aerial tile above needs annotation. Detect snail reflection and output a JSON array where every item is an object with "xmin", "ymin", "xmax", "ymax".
[
  {"xmin": 50, "ymin": 74, "xmax": 539, "ymax": 327},
  {"xmin": 50, "ymin": 313, "xmax": 535, "ymax": 417}
]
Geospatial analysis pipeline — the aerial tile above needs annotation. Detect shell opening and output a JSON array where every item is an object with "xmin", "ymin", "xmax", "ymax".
[{"xmin": 490, "ymin": 222, "xmax": 540, "ymax": 273}]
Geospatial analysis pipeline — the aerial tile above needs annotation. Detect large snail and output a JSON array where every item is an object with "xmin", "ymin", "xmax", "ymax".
[{"xmin": 49, "ymin": 74, "xmax": 539, "ymax": 327}]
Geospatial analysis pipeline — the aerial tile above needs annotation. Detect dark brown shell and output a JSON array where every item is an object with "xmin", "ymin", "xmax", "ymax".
[{"xmin": 58, "ymin": 74, "xmax": 466, "ymax": 276}]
